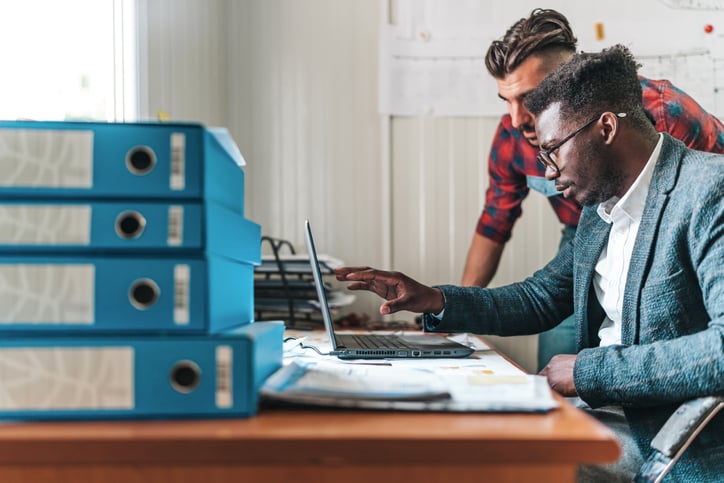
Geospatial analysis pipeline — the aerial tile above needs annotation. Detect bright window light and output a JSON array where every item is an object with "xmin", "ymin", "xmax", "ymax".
[{"xmin": 0, "ymin": 0, "xmax": 137, "ymax": 122}]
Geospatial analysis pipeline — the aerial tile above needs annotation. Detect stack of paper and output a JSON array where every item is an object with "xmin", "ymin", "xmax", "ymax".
[{"xmin": 254, "ymin": 251, "xmax": 354, "ymax": 324}]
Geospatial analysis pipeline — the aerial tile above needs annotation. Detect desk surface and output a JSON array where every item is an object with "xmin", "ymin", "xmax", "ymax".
[
  {"xmin": 0, "ymin": 399, "xmax": 619, "ymax": 465},
  {"xmin": 0, "ymin": 334, "xmax": 620, "ymax": 483}
]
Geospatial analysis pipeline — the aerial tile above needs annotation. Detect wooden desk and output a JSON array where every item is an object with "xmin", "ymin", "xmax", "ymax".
[
  {"xmin": 0, "ymin": 394, "xmax": 619, "ymax": 483},
  {"xmin": 0, "ymin": 331, "xmax": 619, "ymax": 483}
]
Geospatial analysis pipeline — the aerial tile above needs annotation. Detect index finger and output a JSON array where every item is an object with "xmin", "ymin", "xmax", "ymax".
[{"xmin": 334, "ymin": 266, "xmax": 373, "ymax": 280}]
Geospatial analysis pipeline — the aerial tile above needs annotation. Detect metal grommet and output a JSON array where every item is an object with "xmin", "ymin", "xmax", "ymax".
[
  {"xmin": 126, "ymin": 146, "xmax": 156, "ymax": 175},
  {"xmin": 169, "ymin": 360, "xmax": 201, "ymax": 393},
  {"xmin": 128, "ymin": 278, "xmax": 160, "ymax": 310},
  {"xmin": 115, "ymin": 210, "xmax": 147, "ymax": 239}
]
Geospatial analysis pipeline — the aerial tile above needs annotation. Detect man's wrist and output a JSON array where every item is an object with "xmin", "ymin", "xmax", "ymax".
[{"xmin": 429, "ymin": 288, "xmax": 445, "ymax": 317}]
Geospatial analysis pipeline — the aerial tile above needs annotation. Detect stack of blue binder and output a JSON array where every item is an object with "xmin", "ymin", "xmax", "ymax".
[{"xmin": 0, "ymin": 120, "xmax": 283, "ymax": 420}]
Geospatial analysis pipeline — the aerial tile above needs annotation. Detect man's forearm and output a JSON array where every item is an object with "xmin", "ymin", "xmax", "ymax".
[{"xmin": 461, "ymin": 233, "xmax": 505, "ymax": 287}]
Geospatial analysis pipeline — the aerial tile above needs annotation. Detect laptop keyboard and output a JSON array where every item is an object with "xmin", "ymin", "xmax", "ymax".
[{"xmin": 345, "ymin": 334, "xmax": 414, "ymax": 350}]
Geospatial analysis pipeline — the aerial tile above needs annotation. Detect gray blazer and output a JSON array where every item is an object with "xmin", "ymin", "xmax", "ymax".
[{"xmin": 425, "ymin": 134, "xmax": 724, "ymax": 481}]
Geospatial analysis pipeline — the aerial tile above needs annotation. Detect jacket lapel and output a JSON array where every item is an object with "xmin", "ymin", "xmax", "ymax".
[
  {"xmin": 621, "ymin": 134, "xmax": 681, "ymax": 345},
  {"xmin": 574, "ymin": 209, "xmax": 610, "ymax": 348}
]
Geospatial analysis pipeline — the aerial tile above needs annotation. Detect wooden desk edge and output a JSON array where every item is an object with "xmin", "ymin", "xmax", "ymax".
[
  {"xmin": 0, "ymin": 394, "xmax": 620, "ymax": 467},
  {"xmin": 0, "ymin": 333, "xmax": 621, "ymax": 467}
]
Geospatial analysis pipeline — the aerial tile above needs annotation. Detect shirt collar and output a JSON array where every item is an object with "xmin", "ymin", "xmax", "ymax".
[{"xmin": 597, "ymin": 133, "xmax": 663, "ymax": 224}]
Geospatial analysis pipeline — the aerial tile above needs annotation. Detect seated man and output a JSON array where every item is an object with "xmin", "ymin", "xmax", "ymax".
[
  {"xmin": 463, "ymin": 8, "xmax": 724, "ymax": 371},
  {"xmin": 336, "ymin": 45, "xmax": 724, "ymax": 482}
]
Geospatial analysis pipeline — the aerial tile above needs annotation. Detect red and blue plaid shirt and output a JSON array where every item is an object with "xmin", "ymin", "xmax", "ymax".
[{"xmin": 477, "ymin": 77, "xmax": 724, "ymax": 244}]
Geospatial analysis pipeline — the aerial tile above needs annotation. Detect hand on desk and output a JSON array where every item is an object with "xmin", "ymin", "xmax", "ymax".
[
  {"xmin": 335, "ymin": 266, "xmax": 444, "ymax": 316},
  {"xmin": 538, "ymin": 354, "xmax": 578, "ymax": 397}
]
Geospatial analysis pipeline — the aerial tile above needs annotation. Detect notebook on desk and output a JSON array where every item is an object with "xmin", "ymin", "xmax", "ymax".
[{"xmin": 304, "ymin": 219, "xmax": 474, "ymax": 360}]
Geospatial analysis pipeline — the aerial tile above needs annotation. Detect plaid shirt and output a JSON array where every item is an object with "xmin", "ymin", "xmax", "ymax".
[{"xmin": 477, "ymin": 77, "xmax": 724, "ymax": 244}]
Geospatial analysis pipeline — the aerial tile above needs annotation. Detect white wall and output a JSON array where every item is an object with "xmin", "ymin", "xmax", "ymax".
[
  {"xmin": 138, "ymin": 0, "xmax": 229, "ymax": 125},
  {"xmin": 224, "ymin": 0, "xmax": 389, "ymax": 319}
]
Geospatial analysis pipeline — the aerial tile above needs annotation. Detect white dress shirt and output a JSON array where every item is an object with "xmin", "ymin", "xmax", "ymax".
[{"xmin": 593, "ymin": 134, "xmax": 663, "ymax": 347}]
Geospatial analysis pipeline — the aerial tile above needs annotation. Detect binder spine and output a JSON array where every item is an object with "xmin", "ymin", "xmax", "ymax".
[
  {"xmin": 0, "ymin": 255, "xmax": 255, "ymax": 333},
  {"xmin": 0, "ymin": 202, "xmax": 202, "ymax": 251},
  {"xmin": 0, "ymin": 121, "xmax": 246, "ymax": 213},
  {"xmin": 0, "ymin": 200, "xmax": 261, "ymax": 262},
  {"xmin": 0, "ymin": 322, "xmax": 284, "ymax": 419}
]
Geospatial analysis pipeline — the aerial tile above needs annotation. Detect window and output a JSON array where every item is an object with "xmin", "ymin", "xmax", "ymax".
[{"xmin": 0, "ymin": 0, "xmax": 137, "ymax": 122}]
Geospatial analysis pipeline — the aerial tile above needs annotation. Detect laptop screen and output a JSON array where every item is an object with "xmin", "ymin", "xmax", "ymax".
[{"xmin": 304, "ymin": 220, "xmax": 340, "ymax": 349}]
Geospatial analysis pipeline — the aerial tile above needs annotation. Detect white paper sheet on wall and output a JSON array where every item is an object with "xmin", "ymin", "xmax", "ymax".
[
  {"xmin": 380, "ymin": 0, "xmax": 724, "ymax": 117},
  {"xmin": 659, "ymin": 0, "xmax": 724, "ymax": 9},
  {"xmin": 379, "ymin": 25, "xmax": 503, "ymax": 117}
]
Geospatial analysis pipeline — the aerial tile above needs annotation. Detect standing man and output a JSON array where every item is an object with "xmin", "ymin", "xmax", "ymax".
[
  {"xmin": 337, "ymin": 44, "xmax": 724, "ymax": 482},
  {"xmin": 463, "ymin": 8, "xmax": 724, "ymax": 369}
]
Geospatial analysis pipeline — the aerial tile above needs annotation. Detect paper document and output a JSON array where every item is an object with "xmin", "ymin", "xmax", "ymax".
[
  {"xmin": 261, "ymin": 349, "xmax": 558, "ymax": 412},
  {"xmin": 261, "ymin": 360, "xmax": 451, "ymax": 405}
]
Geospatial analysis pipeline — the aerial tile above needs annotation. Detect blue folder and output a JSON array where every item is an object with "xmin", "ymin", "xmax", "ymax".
[
  {"xmin": 0, "ymin": 120, "xmax": 246, "ymax": 212},
  {"xmin": 0, "ymin": 321, "xmax": 283, "ymax": 420},
  {"xmin": 0, "ymin": 254, "xmax": 256, "ymax": 333},
  {"xmin": 0, "ymin": 200, "xmax": 260, "ymax": 262}
]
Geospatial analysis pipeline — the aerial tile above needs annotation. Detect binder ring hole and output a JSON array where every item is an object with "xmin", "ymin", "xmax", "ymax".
[
  {"xmin": 170, "ymin": 360, "xmax": 201, "ymax": 393},
  {"xmin": 129, "ymin": 278, "xmax": 160, "ymax": 310},
  {"xmin": 126, "ymin": 146, "xmax": 156, "ymax": 175},
  {"xmin": 115, "ymin": 211, "xmax": 147, "ymax": 239}
]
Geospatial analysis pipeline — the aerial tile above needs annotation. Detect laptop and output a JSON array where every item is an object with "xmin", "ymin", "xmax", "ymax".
[{"xmin": 304, "ymin": 219, "xmax": 475, "ymax": 360}]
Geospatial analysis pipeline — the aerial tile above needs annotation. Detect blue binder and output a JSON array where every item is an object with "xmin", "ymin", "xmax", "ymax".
[
  {"xmin": 0, "ymin": 200, "xmax": 261, "ymax": 262},
  {"xmin": 0, "ymin": 321, "xmax": 284, "ymax": 420},
  {"xmin": 0, "ymin": 120, "xmax": 246, "ymax": 212},
  {"xmin": 0, "ymin": 254, "xmax": 256, "ymax": 333}
]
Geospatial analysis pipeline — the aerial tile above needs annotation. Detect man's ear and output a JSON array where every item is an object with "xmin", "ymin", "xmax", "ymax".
[{"xmin": 599, "ymin": 111, "xmax": 620, "ymax": 145}]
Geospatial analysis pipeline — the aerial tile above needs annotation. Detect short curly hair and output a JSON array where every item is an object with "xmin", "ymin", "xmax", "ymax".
[
  {"xmin": 524, "ymin": 44, "xmax": 651, "ymax": 129},
  {"xmin": 485, "ymin": 8, "xmax": 577, "ymax": 79}
]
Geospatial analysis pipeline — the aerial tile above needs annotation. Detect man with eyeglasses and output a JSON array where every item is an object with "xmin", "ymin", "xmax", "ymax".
[
  {"xmin": 536, "ymin": 113, "xmax": 625, "ymax": 177},
  {"xmin": 335, "ymin": 44, "xmax": 724, "ymax": 482},
  {"xmin": 461, "ymin": 8, "xmax": 724, "ymax": 371}
]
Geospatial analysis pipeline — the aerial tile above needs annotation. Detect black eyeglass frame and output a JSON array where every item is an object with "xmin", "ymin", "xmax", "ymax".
[{"xmin": 537, "ymin": 112, "xmax": 627, "ymax": 174}]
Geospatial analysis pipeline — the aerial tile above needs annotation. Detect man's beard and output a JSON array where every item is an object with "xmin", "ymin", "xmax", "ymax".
[{"xmin": 578, "ymin": 162, "xmax": 626, "ymax": 207}]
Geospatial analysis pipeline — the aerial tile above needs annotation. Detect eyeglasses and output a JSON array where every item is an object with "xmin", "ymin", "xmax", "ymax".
[{"xmin": 537, "ymin": 112, "xmax": 627, "ymax": 174}]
